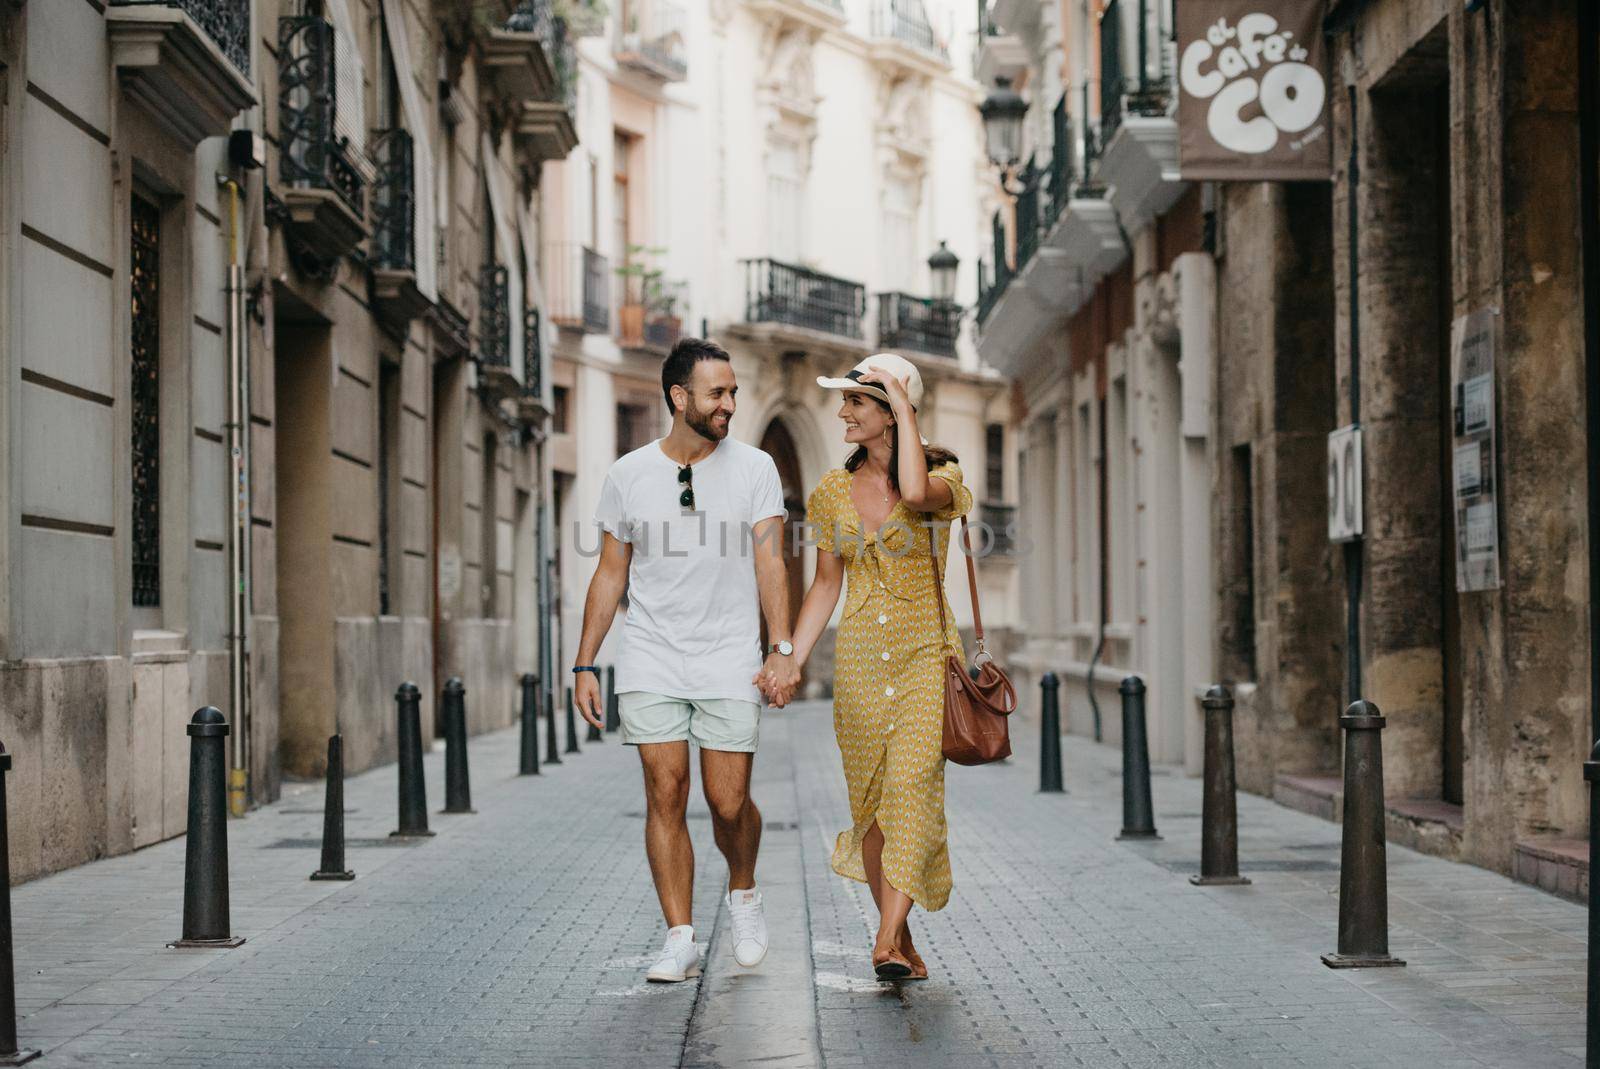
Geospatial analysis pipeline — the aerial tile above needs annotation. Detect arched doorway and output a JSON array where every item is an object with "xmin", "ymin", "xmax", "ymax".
[{"xmin": 759, "ymin": 418, "xmax": 806, "ymax": 642}]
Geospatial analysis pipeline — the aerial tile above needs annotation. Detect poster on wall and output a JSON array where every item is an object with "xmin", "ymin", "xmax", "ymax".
[
  {"xmin": 1450, "ymin": 308, "xmax": 1501, "ymax": 592},
  {"xmin": 1175, "ymin": 2, "xmax": 1333, "ymax": 181}
]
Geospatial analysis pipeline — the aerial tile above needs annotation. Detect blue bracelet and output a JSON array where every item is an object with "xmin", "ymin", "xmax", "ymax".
[{"xmin": 572, "ymin": 665, "xmax": 601, "ymax": 677}]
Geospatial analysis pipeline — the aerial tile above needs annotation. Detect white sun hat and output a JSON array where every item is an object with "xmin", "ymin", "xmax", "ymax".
[{"xmin": 816, "ymin": 353, "xmax": 924, "ymax": 411}]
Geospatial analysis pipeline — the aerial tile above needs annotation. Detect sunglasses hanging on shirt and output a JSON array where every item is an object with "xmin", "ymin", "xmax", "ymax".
[{"xmin": 677, "ymin": 464, "xmax": 695, "ymax": 510}]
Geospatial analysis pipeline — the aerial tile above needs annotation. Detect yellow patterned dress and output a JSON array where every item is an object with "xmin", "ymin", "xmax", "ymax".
[{"xmin": 808, "ymin": 462, "xmax": 974, "ymax": 912}]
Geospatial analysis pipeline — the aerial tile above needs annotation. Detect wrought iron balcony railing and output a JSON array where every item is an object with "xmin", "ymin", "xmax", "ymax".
[
  {"xmin": 111, "ymin": 0, "xmax": 252, "ymax": 77},
  {"xmin": 979, "ymin": 502, "xmax": 1016, "ymax": 557},
  {"xmin": 523, "ymin": 308, "xmax": 543, "ymax": 397},
  {"xmin": 977, "ymin": 258, "xmax": 1001, "ymax": 326},
  {"xmin": 370, "ymin": 128, "xmax": 414, "ymax": 272},
  {"xmin": 1014, "ymin": 156, "xmax": 1041, "ymax": 270},
  {"xmin": 742, "ymin": 259, "xmax": 866, "ymax": 340},
  {"xmin": 508, "ymin": 0, "xmax": 582, "ymax": 106},
  {"xmin": 877, "ymin": 292, "xmax": 958, "ymax": 358},
  {"xmin": 480, "ymin": 264, "xmax": 512, "ymax": 368},
  {"xmin": 977, "ymin": 209, "xmax": 1009, "ymax": 326},
  {"xmin": 547, "ymin": 244, "xmax": 611, "ymax": 333},
  {"xmin": 871, "ymin": 0, "xmax": 947, "ymax": 60},
  {"xmin": 978, "ymin": 0, "xmax": 999, "ymax": 36},
  {"xmin": 616, "ymin": 0, "xmax": 688, "ymax": 79},
  {"xmin": 279, "ymin": 15, "xmax": 365, "ymax": 218},
  {"xmin": 1100, "ymin": 0, "xmax": 1172, "ymax": 145}
]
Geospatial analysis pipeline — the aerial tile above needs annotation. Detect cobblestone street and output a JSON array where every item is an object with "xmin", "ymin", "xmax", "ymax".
[{"xmin": 11, "ymin": 702, "xmax": 1586, "ymax": 1068}]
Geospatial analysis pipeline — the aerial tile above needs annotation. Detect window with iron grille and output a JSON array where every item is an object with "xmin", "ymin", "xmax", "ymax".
[
  {"xmin": 131, "ymin": 194, "xmax": 162, "ymax": 609},
  {"xmin": 985, "ymin": 423, "xmax": 1004, "ymax": 501}
]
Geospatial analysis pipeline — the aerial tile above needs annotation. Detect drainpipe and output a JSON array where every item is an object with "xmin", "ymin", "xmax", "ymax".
[
  {"xmin": 1580, "ymin": 0, "xmax": 1600, "ymax": 744},
  {"xmin": 220, "ymin": 170, "xmax": 253, "ymax": 817},
  {"xmin": 1342, "ymin": 84, "xmax": 1363, "ymax": 704}
]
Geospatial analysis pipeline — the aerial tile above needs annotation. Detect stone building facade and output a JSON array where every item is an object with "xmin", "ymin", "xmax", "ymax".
[
  {"xmin": 0, "ymin": 0, "xmax": 580, "ymax": 882},
  {"xmin": 976, "ymin": 0, "xmax": 1596, "ymax": 893}
]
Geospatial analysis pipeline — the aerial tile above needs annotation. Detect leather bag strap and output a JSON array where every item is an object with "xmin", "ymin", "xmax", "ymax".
[{"xmin": 930, "ymin": 515, "xmax": 987, "ymax": 652}]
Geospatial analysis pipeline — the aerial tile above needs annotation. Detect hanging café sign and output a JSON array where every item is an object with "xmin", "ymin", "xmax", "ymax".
[{"xmin": 1176, "ymin": 2, "xmax": 1332, "ymax": 181}]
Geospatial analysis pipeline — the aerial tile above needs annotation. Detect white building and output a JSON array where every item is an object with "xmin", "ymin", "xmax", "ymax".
[
  {"xmin": 548, "ymin": 0, "xmax": 1023, "ymax": 689},
  {"xmin": 974, "ymin": 0, "xmax": 1216, "ymax": 769}
]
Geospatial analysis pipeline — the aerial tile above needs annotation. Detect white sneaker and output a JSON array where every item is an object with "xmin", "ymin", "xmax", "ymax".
[
  {"xmin": 645, "ymin": 925, "xmax": 701, "ymax": 983},
  {"xmin": 727, "ymin": 888, "xmax": 768, "ymax": 968}
]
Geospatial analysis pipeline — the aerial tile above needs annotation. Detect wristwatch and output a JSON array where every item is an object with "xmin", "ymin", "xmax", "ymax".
[{"xmin": 768, "ymin": 640, "xmax": 794, "ymax": 657}]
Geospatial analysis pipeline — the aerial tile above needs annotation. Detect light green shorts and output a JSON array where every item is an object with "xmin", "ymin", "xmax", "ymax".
[{"xmin": 618, "ymin": 691, "xmax": 761, "ymax": 753}]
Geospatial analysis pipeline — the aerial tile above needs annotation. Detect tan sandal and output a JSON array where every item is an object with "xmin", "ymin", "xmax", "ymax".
[
  {"xmin": 902, "ymin": 943, "xmax": 928, "ymax": 981},
  {"xmin": 872, "ymin": 944, "xmax": 913, "ymax": 980}
]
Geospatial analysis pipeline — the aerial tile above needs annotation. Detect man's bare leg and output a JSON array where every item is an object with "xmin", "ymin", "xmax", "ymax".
[
  {"xmin": 639, "ymin": 742, "xmax": 694, "ymax": 927},
  {"xmin": 700, "ymin": 749, "xmax": 760, "ymax": 889}
]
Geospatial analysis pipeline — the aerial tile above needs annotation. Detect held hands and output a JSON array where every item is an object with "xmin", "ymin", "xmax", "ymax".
[
  {"xmin": 753, "ymin": 653, "xmax": 801, "ymax": 708},
  {"xmin": 574, "ymin": 670, "xmax": 605, "ymax": 731}
]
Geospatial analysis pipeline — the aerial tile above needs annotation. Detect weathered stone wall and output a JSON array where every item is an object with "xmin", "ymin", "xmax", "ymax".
[
  {"xmin": 1215, "ymin": 182, "xmax": 1341, "ymax": 797},
  {"xmin": 1327, "ymin": 0, "xmax": 1590, "ymax": 873}
]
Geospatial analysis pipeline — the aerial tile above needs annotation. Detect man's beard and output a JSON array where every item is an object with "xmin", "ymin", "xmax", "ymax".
[{"xmin": 686, "ymin": 404, "xmax": 729, "ymax": 442}]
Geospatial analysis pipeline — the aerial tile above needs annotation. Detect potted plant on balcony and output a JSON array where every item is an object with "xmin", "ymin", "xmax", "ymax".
[
  {"xmin": 644, "ymin": 279, "xmax": 684, "ymax": 350},
  {"xmin": 616, "ymin": 244, "xmax": 666, "ymax": 347}
]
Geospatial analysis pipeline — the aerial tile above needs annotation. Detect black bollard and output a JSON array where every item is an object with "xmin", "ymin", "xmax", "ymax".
[
  {"xmin": 544, "ymin": 675, "xmax": 563, "ymax": 766},
  {"xmin": 440, "ymin": 677, "xmax": 474, "ymax": 814},
  {"xmin": 519, "ymin": 673, "xmax": 540, "ymax": 775},
  {"xmin": 1190, "ymin": 686, "xmax": 1249, "ymax": 886},
  {"xmin": 605, "ymin": 665, "xmax": 620, "ymax": 732},
  {"xmin": 1039, "ymin": 673, "xmax": 1063, "ymax": 793},
  {"xmin": 310, "ymin": 735, "xmax": 355, "ymax": 881},
  {"xmin": 391, "ymin": 682, "xmax": 434, "ymax": 838},
  {"xmin": 1116, "ymin": 677, "xmax": 1160, "ymax": 841},
  {"xmin": 564, "ymin": 686, "xmax": 581, "ymax": 755},
  {"xmin": 170, "ymin": 707, "xmax": 245, "ymax": 948},
  {"xmin": 1322, "ymin": 700, "xmax": 1405, "ymax": 968},
  {"xmin": 0, "ymin": 745, "xmax": 39, "ymax": 1065},
  {"xmin": 1585, "ymin": 740, "xmax": 1600, "ymax": 1062}
]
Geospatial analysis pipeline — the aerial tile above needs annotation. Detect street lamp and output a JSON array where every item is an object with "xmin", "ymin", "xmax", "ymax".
[
  {"xmin": 979, "ymin": 77, "xmax": 1027, "ymax": 171},
  {"xmin": 928, "ymin": 241, "xmax": 959, "ymax": 305}
]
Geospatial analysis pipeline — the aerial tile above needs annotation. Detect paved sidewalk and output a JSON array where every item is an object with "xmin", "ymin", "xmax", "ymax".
[{"xmin": 6, "ymin": 701, "xmax": 1587, "ymax": 1067}]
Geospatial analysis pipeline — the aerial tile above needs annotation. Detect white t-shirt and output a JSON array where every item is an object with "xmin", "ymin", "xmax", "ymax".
[{"xmin": 594, "ymin": 437, "xmax": 788, "ymax": 703}]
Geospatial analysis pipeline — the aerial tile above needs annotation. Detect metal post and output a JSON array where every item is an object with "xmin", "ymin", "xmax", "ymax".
[
  {"xmin": 1586, "ymin": 740, "xmax": 1600, "ymax": 1063},
  {"xmin": 310, "ymin": 735, "xmax": 354, "ymax": 881},
  {"xmin": 1322, "ymin": 700, "xmax": 1404, "ymax": 968},
  {"xmin": 1191, "ymin": 686, "xmax": 1249, "ymax": 886},
  {"xmin": 0, "ymin": 745, "xmax": 38, "ymax": 1065},
  {"xmin": 391, "ymin": 683, "xmax": 434, "ymax": 838},
  {"xmin": 545, "ymin": 673, "xmax": 563, "ymax": 766},
  {"xmin": 440, "ymin": 677, "xmax": 474, "ymax": 814},
  {"xmin": 1039, "ymin": 673, "xmax": 1063, "ymax": 793},
  {"xmin": 564, "ymin": 685, "xmax": 581, "ymax": 755},
  {"xmin": 519, "ymin": 673, "xmax": 540, "ymax": 775},
  {"xmin": 605, "ymin": 665, "xmax": 620, "ymax": 732},
  {"xmin": 171, "ymin": 707, "xmax": 245, "ymax": 948},
  {"xmin": 1116, "ymin": 677, "xmax": 1159, "ymax": 840}
]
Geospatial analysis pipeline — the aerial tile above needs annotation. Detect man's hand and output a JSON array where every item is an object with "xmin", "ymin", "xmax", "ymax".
[
  {"xmin": 754, "ymin": 653, "xmax": 801, "ymax": 708},
  {"xmin": 574, "ymin": 671, "xmax": 605, "ymax": 730}
]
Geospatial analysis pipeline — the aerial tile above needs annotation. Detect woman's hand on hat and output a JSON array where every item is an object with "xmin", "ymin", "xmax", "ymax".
[{"xmin": 856, "ymin": 369, "xmax": 913, "ymax": 414}]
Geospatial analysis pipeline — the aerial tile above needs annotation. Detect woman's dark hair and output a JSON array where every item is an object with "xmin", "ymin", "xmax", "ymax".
[
  {"xmin": 661, "ymin": 337, "xmax": 731, "ymax": 413},
  {"xmin": 844, "ymin": 395, "xmax": 957, "ymax": 492}
]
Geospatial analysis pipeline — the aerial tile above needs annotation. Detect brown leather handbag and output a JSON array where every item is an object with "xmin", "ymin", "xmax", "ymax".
[{"xmin": 931, "ymin": 516, "xmax": 1018, "ymax": 765}]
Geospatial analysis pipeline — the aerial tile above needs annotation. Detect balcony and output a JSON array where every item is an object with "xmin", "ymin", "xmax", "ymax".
[
  {"xmin": 106, "ymin": 0, "xmax": 255, "ymax": 145},
  {"xmin": 278, "ymin": 15, "xmax": 368, "ymax": 262},
  {"xmin": 514, "ymin": 6, "xmax": 579, "ymax": 162},
  {"xmin": 484, "ymin": 0, "xmax": 558, "ymax": 102},
  {"xmin": 876, "ymin": 293, "xmax": 958, "ymax": 359},
  {"xmin": 615, "ymin": 0, "xmax": 689, "ymax": 82},
  {"xmin": 744, "ymin": 0, "xmax": 846, "ymax": 38},
  {"xmin": 547, "ymin": 244, "xmax": 610, "ymax": 333},
  {"xmin": 741, "ymin": 259, "xmax": 866, "ymax": 347},
  {"xmin": 369, "ymin": 128, "xmax": 431, "ymax": 326},
  {"xmin": 973, "ymin": 0, "xmax": 1026, "ymax": 87},
  {"xmin": 619, "ymin": 274, "xmax": 687, "ymax": 354},
  {"xmin": 1097, "ymin": 0, "xmax": 1183, "ymax": 231},
  {"xmin": 517, "ymin": 308, "xmax": 550, "ymax": 425},
  {"xmin": 868, "ymin": 0, "xmax": 949, "ymax": 75},
  {"xmin": 478, "ymin": 263, "xmax": 520, "ymax": 395}
]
